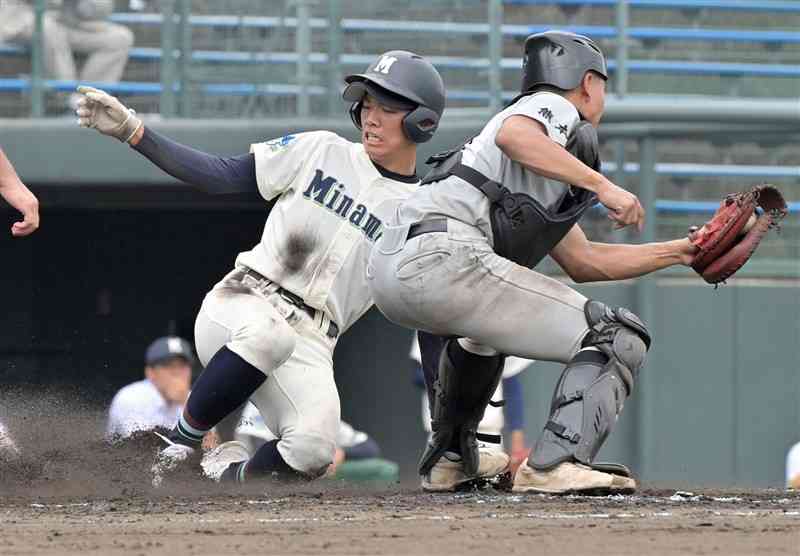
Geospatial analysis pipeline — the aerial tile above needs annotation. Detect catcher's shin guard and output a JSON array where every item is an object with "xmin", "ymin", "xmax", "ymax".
[
  {"xmin": 418, "ymin": 339, "xmax": 504, "ymax": 477},
  {"xmin": 530, "ymin": 300, "xmax": 651, "ymax": 470}
]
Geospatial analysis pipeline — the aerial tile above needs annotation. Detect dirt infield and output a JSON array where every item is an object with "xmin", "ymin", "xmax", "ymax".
[
  {"xmin": 1, "ymin": 486, "xmax": 798, "ymax": 556},
  {"xmin": 0, "ymin": 392, "xmax": 798, "ymax": 555}
]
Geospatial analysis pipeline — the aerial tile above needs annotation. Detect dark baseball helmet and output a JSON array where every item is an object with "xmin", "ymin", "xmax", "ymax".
[
  {"xmin": 520, "ymin": 31, "xmax": 608, "ymax": 93},
  {"xmin": 342, "ymin": 51, "xmax": 445, "ymax": 143}
]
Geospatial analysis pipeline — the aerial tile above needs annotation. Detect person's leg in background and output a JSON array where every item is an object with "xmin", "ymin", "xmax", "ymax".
[{"xmin": 64, "ymin": 20, "xmax": 133, "ymax": 109}]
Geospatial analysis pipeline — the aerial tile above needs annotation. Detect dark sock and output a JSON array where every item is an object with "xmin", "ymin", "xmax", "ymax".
[
  {"xmin": 172, "ymin": 346, "xmax": 266, "ymax": 446},
  {"xmin": 220, "ymin": 461, "xmax": 246, "ymax": 482},
  {"xmin": 221, "ymin": 440, "xmax": 301, "ymax": 482}
]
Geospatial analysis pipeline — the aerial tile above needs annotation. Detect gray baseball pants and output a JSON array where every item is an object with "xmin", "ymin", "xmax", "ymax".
[{"xmin": 368, "ymin": 218, "xmax": 591, "ymax": 363}]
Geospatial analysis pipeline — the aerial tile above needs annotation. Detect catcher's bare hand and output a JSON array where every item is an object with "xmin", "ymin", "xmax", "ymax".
[
  {"xmin": 596, "ymin": 179, "xmax": 645, "ymax": 231},
  {"xmin": 75, "ymin": 85, "xmax": 142, "ymax": 143}
]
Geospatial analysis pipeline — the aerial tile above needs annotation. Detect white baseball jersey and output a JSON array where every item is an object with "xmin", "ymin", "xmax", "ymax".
[
  {"xmin": 236, "ymin": 131, "xmax": 419, "ymax": 332},
  {"xmin": 787, "ymin": 441, "xmax": 800, "ymax": 487},
  {"xmin": 106, "ymin": 379, "xmax": 183, "ymax": 439},
  {"xmin": 395, "ymin": 91, "xmax": 581, "ymax": 242}
]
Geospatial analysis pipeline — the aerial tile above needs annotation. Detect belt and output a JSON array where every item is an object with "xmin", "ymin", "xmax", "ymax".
[
  {"xmin": 241, "ymin": 268, "xmax": 339, "ymax": 339},
  {"xmin": 407, "ymin": 218, "xmax": 448, "ymax": 241}
]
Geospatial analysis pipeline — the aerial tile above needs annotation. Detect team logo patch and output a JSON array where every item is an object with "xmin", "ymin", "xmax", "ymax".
[
  {"xmin": 265, "ymin": 134, "xmax": 296, "ymax": 152},
  {"xmin": 373, "ymin": 55, "xmax": 398, "ymax": 75}
]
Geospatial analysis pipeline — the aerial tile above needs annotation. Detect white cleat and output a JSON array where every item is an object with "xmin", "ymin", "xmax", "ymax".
[
  {"xmin": 421, "ymin": 448, "xmax": 510, "ymax": 492},
  {"xmin": 151, "ymin": 431, "xmax": 195, "ymax": 487},
  {"xmin": 201, "ymin": 440, "xmax": 251, "ymax": 482},
  {"xmin": 512, "ymin": 458, "xmax": 637, "ymax": 495}
]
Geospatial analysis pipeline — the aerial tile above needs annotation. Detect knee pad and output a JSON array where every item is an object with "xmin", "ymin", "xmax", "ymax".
[
  {"xmin": 279, "ymin": 432, "xmax": 336, "ymax": 478},
  {"xmin": 530, "ymin": 300, "xmax": 650, "ymax": 470},
  {"xmin": 582, "ymin": 300, "xmax": 651, "ymax": 389},
  {"xmin": 230, "ymin": 317, "xmax": 297, "ymax": 375}
]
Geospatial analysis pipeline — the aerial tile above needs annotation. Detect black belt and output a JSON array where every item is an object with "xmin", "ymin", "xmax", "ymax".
[
  {"xmin": 407, "ymin": 218, "xmax": 448, "ymax": 241},
  {"xmin": 241, "ymin": 269, "xmax": 339, "ymax": 339}
]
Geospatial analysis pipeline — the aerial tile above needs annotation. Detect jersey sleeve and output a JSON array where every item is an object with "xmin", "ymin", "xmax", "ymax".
[
  {"xmin": 249, "ymin": 131, "xmax": 334, "ymax": 201},
  {"xmin": 503, "ymin": 92, "xmax": 580, "ymax": 147}
]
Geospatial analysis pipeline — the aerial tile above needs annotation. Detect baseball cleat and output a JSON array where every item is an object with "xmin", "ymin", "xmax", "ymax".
[
  {"xmin": 421, "ymin": 448, "xmax": 510, "ymax": 492},
  {"xmin": 201, "ymin": 440, "xmax": 251, "ymax": 482},
  {"xmin": 150, "ymin": 431, "xmax": 196, "ymax": 487},
  {"xmin": 511, "ymin": 458, "xmax": 636, "ymax": 495}
]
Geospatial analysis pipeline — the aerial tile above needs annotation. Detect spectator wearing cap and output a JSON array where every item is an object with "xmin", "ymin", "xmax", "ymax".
[{"xmin": 106, "ymin": 336, "xmax": 195, "ymax": 440}]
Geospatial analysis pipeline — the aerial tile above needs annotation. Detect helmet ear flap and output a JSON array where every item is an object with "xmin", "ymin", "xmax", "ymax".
[
  {"xmin": 349, "ymin": 101, "xmax": 363, "ymax": 130},
  {"xmin": 402, "ymin": 106, "xmax": 440, "ymax": 143}
]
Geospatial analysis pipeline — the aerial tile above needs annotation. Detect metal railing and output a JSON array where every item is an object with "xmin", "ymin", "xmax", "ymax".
[
  {"xmin": 1, "ymin": 1, "xmax": 797, "ymax": 273},
  {"xmin": 3, "ymin": 0, "xmax": 799, "ymax": 118}
]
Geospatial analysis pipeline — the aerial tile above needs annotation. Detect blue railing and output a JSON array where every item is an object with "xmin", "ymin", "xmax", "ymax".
[
  {"xmin": 3, "ymin": 45, "xmax": 798, "ymax": 80},
  {"xmin": 503, "ymin": 0, "xmax": 800, "ymax": 12},
  {"xmin": 95, "ymin": 13, "xmax": 800, "ymax": 45}
]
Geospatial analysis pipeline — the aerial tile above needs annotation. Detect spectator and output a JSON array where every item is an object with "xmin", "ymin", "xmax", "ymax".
[
  {"xmin": 787, "ymin": 441, "xmax": 800, "ymax": 489},
  {"xmin": 0, "ymin": 0, "xmax": 133, "ymax": 111},
  {"xmin": 106, "ymin": 336, "xmax": 194, "ymax": 440}
]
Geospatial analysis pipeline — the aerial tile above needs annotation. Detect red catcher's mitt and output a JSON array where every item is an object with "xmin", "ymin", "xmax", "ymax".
[{"xmin": 689, "ymin": 184, "xmax": 787, "ymax": 284}]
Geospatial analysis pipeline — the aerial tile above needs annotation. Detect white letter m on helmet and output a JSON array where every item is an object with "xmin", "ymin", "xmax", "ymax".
[{"xmin": 373, "ymin": 56, "xmax": 398, "ymax": 75}]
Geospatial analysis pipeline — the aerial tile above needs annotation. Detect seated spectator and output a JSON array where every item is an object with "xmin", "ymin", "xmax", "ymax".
[
  {"xmin": 787, "ymin": 440, "xmax": 800, "ymax": 489},
  {"xmin": 106, "ymin": 336, "xmax": 194, "ymax": 440},
  {"xmin": 234, "ymin": 402, "xmax": 399, "ymax": 484},
  {"xmin": 0, "ymin": 0, "xmax": 133, "ymax": 111}
]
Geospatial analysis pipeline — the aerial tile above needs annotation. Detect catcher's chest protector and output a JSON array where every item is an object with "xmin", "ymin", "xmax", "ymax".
[{"xmin": 422, "ymin": 150, "xmax": 595, "ymax": 268}]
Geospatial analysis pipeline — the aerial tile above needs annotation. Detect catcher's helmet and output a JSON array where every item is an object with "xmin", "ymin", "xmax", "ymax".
[
  {"xmin": 521, "ymin": 31, "xmax": 607, "ymax": 93},
  {"xmin": 342, "ymin": 51, "xmax": 445, "ymax": 143}
]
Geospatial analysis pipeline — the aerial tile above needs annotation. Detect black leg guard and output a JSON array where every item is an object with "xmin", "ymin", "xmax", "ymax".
[
  {"xmin": 417, "ymin": 330, "xmax": 448, "ymax": 414},
  {"xmin": 530, "ymin": 300, "xmax": 651, "ymax": 471},
  {"xmin": 418, "ymin": 338, "xmax": 504, "ymax": 477}
]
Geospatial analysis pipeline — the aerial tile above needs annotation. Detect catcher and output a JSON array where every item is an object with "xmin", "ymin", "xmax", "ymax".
[{"xmin": 367, "ymin": 30, "xmax": 787, "ymax": 494}]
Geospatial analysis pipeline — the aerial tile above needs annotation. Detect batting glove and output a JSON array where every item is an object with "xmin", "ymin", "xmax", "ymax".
[{"xmin": 75, "ymin": 85, "xmax": 142, "ymax": 143}]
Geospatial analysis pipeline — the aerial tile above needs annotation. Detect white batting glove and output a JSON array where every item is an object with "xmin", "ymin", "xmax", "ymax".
[{"xmin": 75, "ymin": 85, "xmax": 142, "ymax": 143}]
